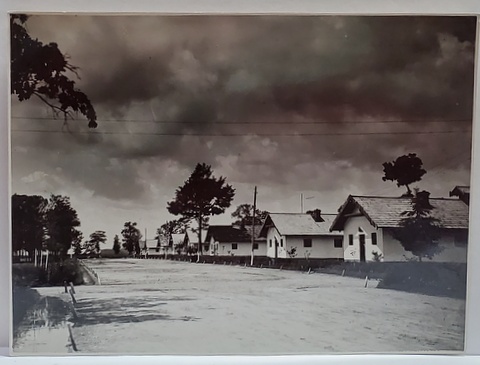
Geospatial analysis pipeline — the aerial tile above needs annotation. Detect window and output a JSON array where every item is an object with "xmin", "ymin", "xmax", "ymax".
[
  {"xmin": 232, "ymin": 243, "xmax": 238, "ymax": 250},
  {"xmin": 204, "ymin": 245, "xmax": 209, "ymax": 251},
  {"xmin": 334, "ymin": 238, "xmax": 343, "ymax": 248},
  {"xmin": 348, "ymin": 234, "xmax": 353, "ymax": 246},
  {"xmin": 371, "ymin": 233, "xmax": 377, "ymax": 245},
  {"xmin": 253, "ymin": 243, "xmax": 259, "ymax": 250},
  {"xmin": 269, "ymin": 239, "xmax": 272, "ymax": 247},
  {"xmin": 303, "ymin": 238, "xmax": 312, "ymax": 247},
  {"xmin": 280, "ymin": 238, "xmax": 284, "ymax": 247}
]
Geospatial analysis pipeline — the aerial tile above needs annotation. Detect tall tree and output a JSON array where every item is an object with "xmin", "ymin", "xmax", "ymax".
[
  {"xmin": 382, "ymin": 153, "xmax": 426, "ymax": 196},
  {"xmin": 72, "ymin": 230, "xmax": 83, "ymax": 256},
  {"xmin": 11, "ymin": 14, "xmax": 97, "ymax": 128},
  {"xmin": 167, "ymin": 163, "xmax": 235, "ymax": 257},
  {"xmin": 11, "ymin": 194, "xmax": 47, "ymax": 255},
  {"xmin": 121, "ymin": 222, "xmax": 142, "ymax": 256},
  {"xmin": 391, "ymin": 191, "xmax": 442, "ymax": 261},
  {"xmin": 156, "ymin": 220, "xmax": 188, "ymax": 247},
  {"xmin": 84, "ymin": 230, "xmax": 106, "ymax": 257},
  {"xmin": 112, "ymin": 234, "xmax": 121, "ymax": 255},
  {"xmin": 44, "ymin": 195, "xmax": 81, "ymax": 258},
  {"xmin": 231, "ymin": 203, "xmax": 268, "ymax": 227}
]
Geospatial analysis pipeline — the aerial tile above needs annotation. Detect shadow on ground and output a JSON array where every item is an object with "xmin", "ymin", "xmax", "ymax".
[{"xmin": 74, "ymin": 296, "xmax": 199, "ymax": 326}]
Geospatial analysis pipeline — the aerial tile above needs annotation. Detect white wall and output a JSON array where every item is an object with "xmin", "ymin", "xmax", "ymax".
[
  {"xmin": 209, "ymin": 237, "xmax": 267, "ymax": 256},
  {"xmin": 383, "ymin": 229, "xmax": 468, "ymax": 263},
  {"xmin": 342, "ymin": 214, "xmax": 384, "ymax": 262},
  {"xmin": 265, "ymin": 227, "xmax": 285, "ymax": 258},
  {"xmin": 284, "ymin": 236, "xmax": 344, "ymax": 259}
]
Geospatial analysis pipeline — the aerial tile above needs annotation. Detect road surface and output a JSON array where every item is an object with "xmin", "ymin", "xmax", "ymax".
[{"xmin": 14, "ymin": 259, "xmax": 465, "ymax": 355}]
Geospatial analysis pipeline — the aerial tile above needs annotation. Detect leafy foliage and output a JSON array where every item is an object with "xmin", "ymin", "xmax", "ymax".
[
  {"xmin": 12, "ymin": 194, "xmax": 48, "ymax": 254},
  {"xmin": 44, "ymin": 195, "xmax": 82, "ymax": 258},
  {"xmin": 121, "ymin": 221, "xmax": 142, "ymax": 256},
  {"xmin": 382, "ymin": 153, "xmax": 426, "ymax": 196},
  {"xmin": 391, "ymin": 191, "xmax": 443, "ymax": 261},
  {"xmin": 167, "ymin": 163, "xmax": 235, "ymax": 254},
  {"xmin": 10, "ymin": 14, "xmax": 97, "ymax": 128},
  {"xmin": 156, "ymin": 219, "xmax": 188, "ymax": 247},
  {"xmin": 84, "ymin": 230, "xmax": 107, "ymax": 257},
  {"xmin": 112, "ymin": 234, "xmax": 121, "ymax": 255},
  {"xmin": 231, "ymin": 204, "xmax": 268, "ymax": 226}
]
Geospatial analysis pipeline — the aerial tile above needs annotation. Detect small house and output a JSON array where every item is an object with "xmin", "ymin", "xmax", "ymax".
[
  {"xmin": 258, "ymin": 212, "xmax": 344, "ymax": 259},
  {"xmin": 205, "ymin": 225, "xmax": 266, "ymax": 256},
  {"xmin": 184, "ymin": 229, "xmax": 208, "ymax": 254},
  {"xmin": 330, "ymin": 192, "xmax": 469, "ymax": 262}
]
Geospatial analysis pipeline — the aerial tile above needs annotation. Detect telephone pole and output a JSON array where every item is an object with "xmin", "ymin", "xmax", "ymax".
[{"xmin": 250, "ymin": 186, "xmax": 257, "ymax": 266}]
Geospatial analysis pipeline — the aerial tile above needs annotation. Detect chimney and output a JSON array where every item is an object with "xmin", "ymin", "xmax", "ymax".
[
  {"xmin": 309, "ymin": 209, "xmax": 323, "ymax": 222},
  {"xmin": 414, "ymin": 190, "xmax": 433, "ymax": 210}
]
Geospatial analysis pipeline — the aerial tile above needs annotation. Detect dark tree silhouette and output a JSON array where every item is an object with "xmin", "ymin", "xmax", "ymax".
[
  {"xmin": 382, "ymin": 153, "xmax": 426, "ymax": 196},
  {"xmin": 11, "ymin": 14, "xmax": 97, "ymax": 128},
  {"xmin": 392, "ymin": 191, "xmax": 443, "ymax": 261},
  {"xmin": 11, "ymin": 194, "xmax": 48, "ymax": 255},
  {"xmin": 84, "ymin": 230, "xmax": 106, "ymax": 257},
  {"xmin": 231, "ymin": 204, "xmax": 268, "ymax": 227},
  {"xmin": 167, "ymin": 163, "xmax": 235, "ymax": 257},
  {"xmin": 44, "ymin": 195, "xmax": 82, "ymax": 258},
  {"xmin": 112, "ymin": 234, "xmax": 121, "ymax": 255},
  {"xmin": 121, "ymin": 222, "xmax": 142, "ymax": 256},
  {"xmin": 72, "ymin": 231, "xmax": 83, "ymax": 256}
]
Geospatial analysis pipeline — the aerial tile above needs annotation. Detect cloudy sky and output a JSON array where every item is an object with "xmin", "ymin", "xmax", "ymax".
[{"xmin": 11, "ymin": 15, "xmax": 476, "ymax": 245}]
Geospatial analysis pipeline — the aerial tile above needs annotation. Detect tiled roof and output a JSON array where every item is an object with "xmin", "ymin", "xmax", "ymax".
[
  {"xmin": 243, "ymin": 224, "xmax": 266, "ymax": 241},
  {"xmin": 330, "ymin": 195, "xmax": 469, "ymax": 231},
  {"xmin": 206, "ymin": 225, "xmax": 252, "ymax": 243},
  {"xmin": 259, "ymin": 213, "xmax": 341, "ymax": 237}
]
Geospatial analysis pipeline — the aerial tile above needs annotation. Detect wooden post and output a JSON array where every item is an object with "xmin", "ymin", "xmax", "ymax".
[
  {"xmin": 364, "ymin": 275, "xmax": 369, "ymax": 288},
  {"xmin": 69, "ymin": 282, "xmax": 75, "ymax": 294},
  {"xmin": 67, "ymin": 324, "xmax": 78, "ymax": 351},
  {"xmin": 341, "ymin": 269, "xmax": 346, "ymax": 277},
  {"xmin": 69, "ymin": 289, "xmax": 77, "ymax": 305},
  {"xmin": 250, "ymin": 186, "xmax": 257, "ymax": 267},
  {"xmin": 64, "ymin": 281, "xmax": 68, "ymax": 293}
]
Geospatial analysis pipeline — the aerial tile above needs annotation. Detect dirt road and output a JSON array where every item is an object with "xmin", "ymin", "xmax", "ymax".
[{"xmin": 14, "ymin": 259, "xmax": 465, "ymax": 355}]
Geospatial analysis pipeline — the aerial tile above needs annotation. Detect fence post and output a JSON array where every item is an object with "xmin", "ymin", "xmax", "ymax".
[
  {"xmin": 64, "ymin": 281, "xmax": 68, "ymax": 293},
  {"xmin": 69, "ymin": 282, "xmax": 76, "ymax": 294},
  {"xmin": 364, "ymin": 275, "xmax": 369, "ymax": 288},
  {"xmin": 69, "ymin": 289, "xmax": 77, "ymax": 305}
]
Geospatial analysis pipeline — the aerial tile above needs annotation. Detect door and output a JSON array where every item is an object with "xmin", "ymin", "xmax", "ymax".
[{"xmin": 359, "ymin": 234, "xmax": 366, "ymax": 262}]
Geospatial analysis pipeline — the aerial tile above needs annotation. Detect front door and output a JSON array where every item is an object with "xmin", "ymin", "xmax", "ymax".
[{"xmin": 359, "ymin": 234, "xmax": 366, "ymax": 262}]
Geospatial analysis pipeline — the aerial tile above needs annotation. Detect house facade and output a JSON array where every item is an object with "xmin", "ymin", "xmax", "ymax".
[
  {"xmin": 330, "ymin": 193, "xmax": 469, "ymax": 263},
  {"xmin": 258, "ymin": 213, "xmax": 344, "ymax": 260},
  {"xmin": 205, "ymin": 225, "xmax": 267, "ymax": 256}
]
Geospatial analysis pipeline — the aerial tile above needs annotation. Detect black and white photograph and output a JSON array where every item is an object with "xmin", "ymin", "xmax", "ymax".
[{"xmin": 10, "ymin": 14, "xmax": 476, "ymax": 355}]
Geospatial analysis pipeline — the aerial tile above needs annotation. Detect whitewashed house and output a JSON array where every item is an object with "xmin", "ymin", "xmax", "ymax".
[
  {"xmin": 184, "ymin": 229, "xmax": 208, "ymax": 253},
  {"xmin": 205, "ymin": 225, "xmax": 267, "ymax": 256},
  {"xmin": 258, "ymin": 212, "xmax": 344, "ymax": 260},
  {"xmin": 330, "ymin": 192, "xmax": 469, "ymax": 262},
  {"xmin": 141, "ymin": 238, "xmax": 163, "ymax": 258}
]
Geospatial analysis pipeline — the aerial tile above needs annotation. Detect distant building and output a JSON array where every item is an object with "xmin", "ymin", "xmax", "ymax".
[
  {"xmin": 184, "ymin": 229, "xmax": 208, "ymax": 253},
  {"xmin": 258, "ymin": 212, "xmax": 344, "ymax": 260},
  {"xmin": 330, "ymin": 192, "xmax": 469, "ymax": 262},
  {"xmin": 205, "ymin": 225, "xmax": 266, "ymax": 256}
]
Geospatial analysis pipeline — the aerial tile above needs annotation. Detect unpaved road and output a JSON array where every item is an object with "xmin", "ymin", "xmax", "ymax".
[{"xmin": 14, "ymin": 259, "xmax": 465, "ymax": 355}]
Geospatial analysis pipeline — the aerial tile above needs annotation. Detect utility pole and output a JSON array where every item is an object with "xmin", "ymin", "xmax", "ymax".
[
  {"xmin": 250, "ymin": 186, "xmax": 257, "ymax": 266},
  {"xmin": 301, "ymin": 193, "xmax": 303, "ymax": 213}
]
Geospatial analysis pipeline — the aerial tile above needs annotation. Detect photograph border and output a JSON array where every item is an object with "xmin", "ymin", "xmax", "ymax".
[{"xmin": 1, "ymin": 0, "xmax": 480, "ymax": 362}]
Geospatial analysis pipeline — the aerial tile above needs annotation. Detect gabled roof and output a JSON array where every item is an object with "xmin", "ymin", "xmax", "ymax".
[
  {"xmin": 450, "ymin": 185, "xmax": 470, "ymax": 205},
  {"xmin": 259, "ymin": 213, "xmax": 341, "ymax": 237},
  {"xmin": 205, "ymin": 225, "xmax": 251, "ymax": 243},
  {"xmin": 243, "ymin": 224, "xmax": 266, "ymax": 242},
  {"xmin": 186, "ymin": 229, "xmax": 208, "ymax": 244},
  {"xmin": 330, "ymin": 195, "xmax": 469, "ymax": 231},
  {"xmin": 171, "ymin": 233, "xmax": 185, "ymax": 246}
]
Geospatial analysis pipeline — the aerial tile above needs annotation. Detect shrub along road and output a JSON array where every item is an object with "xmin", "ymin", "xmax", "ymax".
[{"xmin": 13, "ymin": 259, "xmax": 465, "ymax": 355}]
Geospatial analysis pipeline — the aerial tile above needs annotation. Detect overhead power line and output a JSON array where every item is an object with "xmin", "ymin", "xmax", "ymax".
[
  {"xmin": 10, "ymin": 129, "xmax": 472, "ymax": 137},
  {"xmin": 11, "ymin": 116, "xmax": 472, "ymax": 125}
]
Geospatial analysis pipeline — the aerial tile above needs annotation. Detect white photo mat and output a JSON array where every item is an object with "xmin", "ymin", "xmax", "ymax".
[{"xmin": 1, "ymin": 0, "xmax": 480, "ymax": 362}]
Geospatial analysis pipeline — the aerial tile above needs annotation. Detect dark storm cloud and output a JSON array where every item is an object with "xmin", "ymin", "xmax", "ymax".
[{"xmin": 13, "ymin": 15, "xmax": 476, "ymax": 205}]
